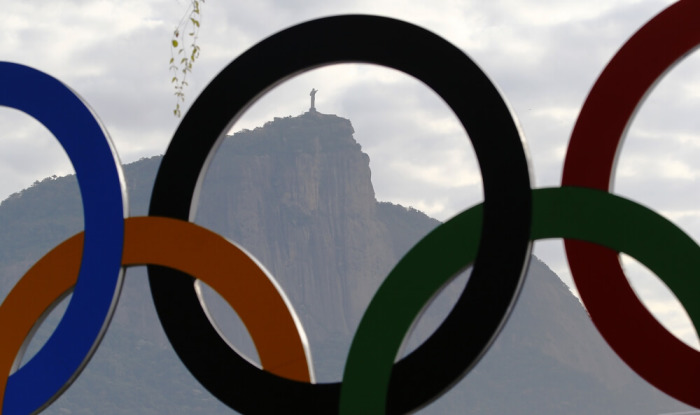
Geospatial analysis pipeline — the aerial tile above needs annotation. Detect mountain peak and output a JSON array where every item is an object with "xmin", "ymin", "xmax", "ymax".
[
  {"xmin": 230, "ymin": 111, "xmax": 357, "ymax": 154},
  {"xmin": 198, "ymin": 111, "xmax": 421, "ymax": 348},
  {"xmin": 0, "ymin": 111, "xmax": 690, "ymax": 414}
]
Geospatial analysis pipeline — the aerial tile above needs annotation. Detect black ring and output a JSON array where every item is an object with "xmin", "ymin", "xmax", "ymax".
[{"xmin": 148, "ymin": 15, "xmax": 531, "ymax": 414}]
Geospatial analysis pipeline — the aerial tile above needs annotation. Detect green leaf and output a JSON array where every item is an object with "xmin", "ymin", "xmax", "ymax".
[{"xmin": 171, "ymin": 0, "xmax": 207, "ymax": 118}]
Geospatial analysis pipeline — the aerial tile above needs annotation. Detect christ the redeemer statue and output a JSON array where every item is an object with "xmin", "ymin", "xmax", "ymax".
[{"xmin": 310, "ymin": 88, "xmax": 318, "ymax": 111}]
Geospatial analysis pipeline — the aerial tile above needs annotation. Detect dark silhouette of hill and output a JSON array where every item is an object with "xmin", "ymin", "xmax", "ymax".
[{"xmin": 0, "ymin": 111, "xmax": 691, "ymax": 414}]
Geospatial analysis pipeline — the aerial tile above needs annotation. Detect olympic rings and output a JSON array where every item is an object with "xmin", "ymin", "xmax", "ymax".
[
  {"xmin": 339, "ymin": 186, "xmax": 700, "ymax": 413},
  {"xmin": 1, "ymin": 1, "xmax": 700, "ymax": 414},
  {"xmin": 562, "ymin": 0, "xmax": 700, "ymax": 407},
  {"xmin": 148, "ymin": 14, "xmax": 532, "ymax": 415},
  {"xmin": 0, "ymin": 62, "xmax": 126, "ymax": 414},
  {"xmin": 0, "ymin": 217, "xmax": 311, "ymax": 412}
]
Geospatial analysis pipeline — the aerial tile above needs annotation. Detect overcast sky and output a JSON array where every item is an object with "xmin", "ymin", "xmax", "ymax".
[{"xmin": 2, "ymin": 0, "xmax": 699, "ymax": 354}]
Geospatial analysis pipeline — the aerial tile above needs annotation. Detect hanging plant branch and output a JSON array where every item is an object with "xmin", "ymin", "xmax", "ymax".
[{"xmin": 170, "ymin": 0, "xmax": 204, "ymax": 117}]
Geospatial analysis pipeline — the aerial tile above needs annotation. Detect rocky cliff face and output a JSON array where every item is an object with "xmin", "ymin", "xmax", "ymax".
[{"xmin": 196, "ymin": 111, "xmax": 439, "ymax": 368}]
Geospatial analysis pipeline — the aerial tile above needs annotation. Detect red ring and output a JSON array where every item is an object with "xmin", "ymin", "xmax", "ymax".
[{"xmin": 562, "ymin": 0, "xmax": 700, "ymax": 406}]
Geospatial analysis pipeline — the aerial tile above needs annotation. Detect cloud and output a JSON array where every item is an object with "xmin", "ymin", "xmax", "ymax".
[
  {"xmin": 621, "ymin": 255, "xmax": 700, "ymax": 350},
  {"xmin": 0, "ymin": 109, "xmax": 75, "ymax": 200}
]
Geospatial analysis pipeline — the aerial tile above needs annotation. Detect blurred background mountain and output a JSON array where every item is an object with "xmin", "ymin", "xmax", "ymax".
[{"xmin": 0, "ymin": 111, "xmax": 691, "ymax": 414}]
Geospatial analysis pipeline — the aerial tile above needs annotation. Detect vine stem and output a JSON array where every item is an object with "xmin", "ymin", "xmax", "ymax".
[{"xmin": 170, "ymin": 0, "xmax": 205, "ymax": 117}]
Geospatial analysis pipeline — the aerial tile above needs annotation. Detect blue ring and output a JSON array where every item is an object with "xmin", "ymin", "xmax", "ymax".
[{"xmin": 0, "ymin": 63, "xmax": 126, "ymax": 414}]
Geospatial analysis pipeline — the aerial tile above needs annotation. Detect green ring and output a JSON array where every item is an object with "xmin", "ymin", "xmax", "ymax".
[{"xmin": 340, "ymin": 186, "xmax": 700, "ymax": 413}]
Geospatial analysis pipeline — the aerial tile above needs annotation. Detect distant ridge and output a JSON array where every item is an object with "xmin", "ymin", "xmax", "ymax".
[{"xmin": 0, "ymin": 111, "xmax": 690, "ymax": 414}]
